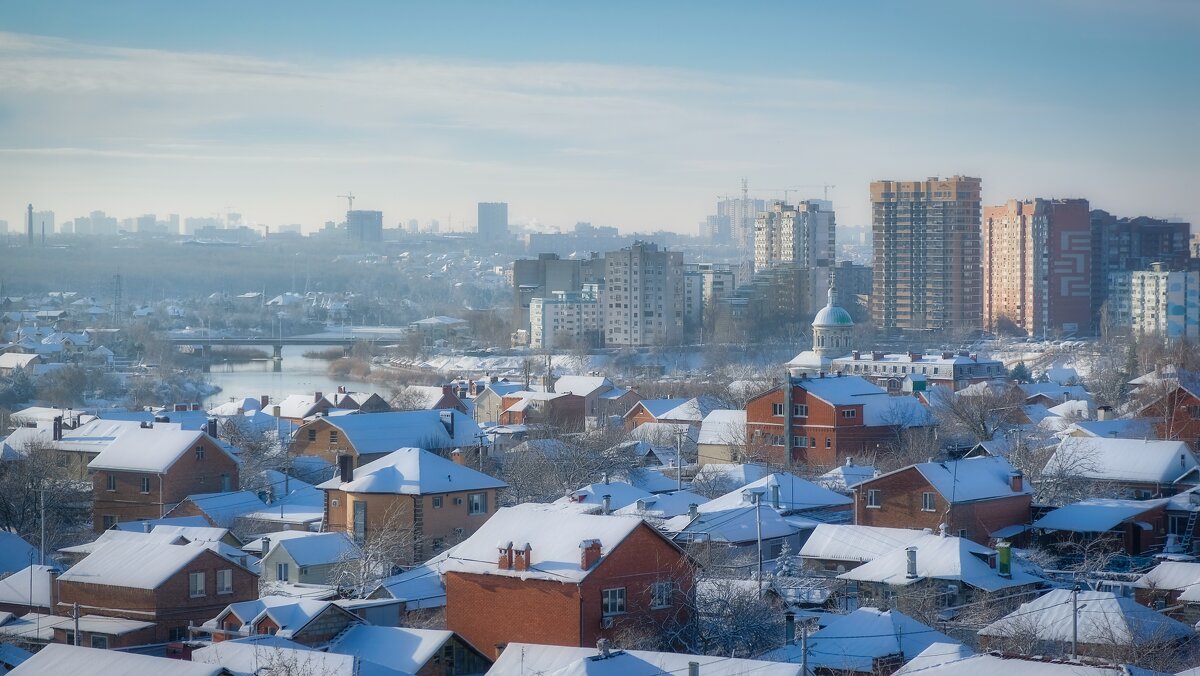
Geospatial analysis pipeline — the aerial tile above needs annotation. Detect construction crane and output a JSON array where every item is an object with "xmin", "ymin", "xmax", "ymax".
[
  {"xmin": 337, "ymin": 193, "xmax": 356, "ymax": 212},
  {"xmin": 793, "ymin": 184, "xmax": 837, "ymax": 201}
]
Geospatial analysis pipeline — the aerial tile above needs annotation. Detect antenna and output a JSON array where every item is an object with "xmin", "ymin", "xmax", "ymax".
[{"xmin": 338, "ymin": 193, "xmax": 356, "ymax": 212}]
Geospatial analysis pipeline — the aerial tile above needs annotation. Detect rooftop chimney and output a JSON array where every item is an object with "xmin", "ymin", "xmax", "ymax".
[
  {"xmin": 206, "ymin": 418, "xmax": 218, "ymax": 438},
  {"xmin": 997, "ymin": 541, "xmax": 1012, "ymax": 578},
  {"xmin": 174, "ymin": 403, "xmax": 188, "ymax": 412},
  {"xmin": 314, "ymin": 391, "xmax": 323, "ymax": 402},
  {"xmin": 905, "ymin": 546, "xmax": 918, "ymax": 579},
  {"xmin": 52, "ymin": 416, "xmax": 62, "ymax": 441},
  {"xmin": 143, "ymin": 521, "xmax": 152, "ymax": 533},
  {"xmin": 1009, "ymin": 470, "xmax": 1023, "ymax": 492},
  {"xmin": 497, "ymin": 541, "xmax": 514, "ymax": 570},
  {"xmin": 602, "ymin": 494, "xmax": 612, "ymax": 515},
  {"xmin": 770, "ymin": 482, "xmax": 781, "ymax": 510},
  {"xmin": 513, "ymin": 542, "xmax": 532, "ymax": 571},
  {"xmin": 450, "ymin": 448, "xmax": 465, "ymax": 465},
  {"xmin": 338, "ymin": 385, "xmax": 347, "ymax": 394},
  {"xmin": 580, "ymin": 539, "xmax": 602, "ymax": 570},
  {"xmin": 852, "ymin": 350, "xmax": 861, "ymax": 360},
  {"xmin": 261, "ymin": 537, "xmax": 271, "ymax": 555},
  {"xmin": 338, "ymin": 454, "xmax": 354, "ymax": 483},
  {"xmin": 688, "ymin": 503, "xmax": 699, "ymax": 519},
  {"xmin": 1097, "ymin": 405, "xmax": 1113, "ymax": 421},
  {"xmin": 272, "ymin": 405, "xmax": 281, "ymax": 418}
]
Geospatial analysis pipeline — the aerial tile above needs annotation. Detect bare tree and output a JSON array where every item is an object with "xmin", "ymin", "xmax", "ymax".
[
  {"xmin": 930, "ymin": 383, "xmax": 1026, "ymax": 444},
  {"xmin": 0, "ymin": 440, "xmax": 91, "ymax": 551},
  {"xmin": 328, "ymin": 505, "xmax": 418, "ymax": 595}
]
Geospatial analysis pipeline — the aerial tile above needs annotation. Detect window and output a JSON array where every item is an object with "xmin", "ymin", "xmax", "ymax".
[
  {"xmin": 922, "ymin": 492, "xmax": 936, "ymax": 511},
  {"xmin": 793, "ymin": 436, "xmax": 807, "ymax": 448},
  {"xmin": 189, "ymin": 571, "xmax": 206, "ymax": 598},
  {"xmin": 842, "ymin": 409, "xmax": 857, "ymax": 419},
  {"xmin": 825, "ymin": 437, "xmax": 832, "ymax": 448},
  {"xmin": 468, "ymin": 492, "xmax": 488, "ymax": 515},
  {"xmin": 432, "ymin": 537, "xmax": 445, "ymax": 552},
  {"xmin": 793, "ymin": 404, "xmax": 808, "ymax": 417},
  {"xmin": 106, "ymin": 474, "xmax": 116, "ymax": 492},
  {"xmin": 276, "ymin": 563, "xmax": 290, "ymax": 581},
  {"xmin": 867, "ymin": 489, "xmax": 881, "ymax": 508},
  {"xmin": 102, "ymin": 515, "xmax": 118, "ymax": 529},
  {"xmin": 195, "ymin": 445, "xmax": 205, "ymax": 460},
  {"xmin": 651, "ymin": 581, "xmax": 674, "ymax": 608},
  {"xmin": 90, "ymin": 634, "xmax": 108, "ymax": 649},
  {"xmin": 432, "ymin": 496, "xmax": 443, "ymax": 509},
  {"xmin": 602, "ymin": 587, "xmax": 627, "ymax": 615},
  {"xmin": 308, "ymin": 429, "xmax": 317, "ymax": 441},
  {"xmin": 140, "ymin": 477, "xmax": 151, "ymax": 494},
  {"xmin": 329, "ymin": 430, "xmax": 339, "ymax": 443},
  {"xmin": 168, "ymin": 627, "xmax": 188, "ymax": 642},
  {"xmin": 353, "ymin": 501, "xmax": 367, "ymax": 545},
  {"xmin": 1188, "ymin": 406, "xmax": 1200, "ymax": 420},
  {"xmin": 217, "ymin": 569, "xmax": 233, "ymax": 594},
  {"xmin": 772, "ymin": 403, "xmax": 784, "ymax": 416},
  {"xmin": 958, "ymin": 529, "xmax": 968, "ymax": 539}
]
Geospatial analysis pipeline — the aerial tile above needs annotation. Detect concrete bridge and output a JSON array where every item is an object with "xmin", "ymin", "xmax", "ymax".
[{"xmin": 165, "ymin": 335, "xmax": 395, "ymax": 360}]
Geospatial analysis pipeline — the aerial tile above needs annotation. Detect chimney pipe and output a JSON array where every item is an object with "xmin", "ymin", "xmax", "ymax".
[
  {"xmin": 52, "ymin": 416, "xmax": 62, "ymax": 441},
  {"xmin": 784, "ymin": 612, "xmax": 796, "ymax": 644},
  {"xmin": 261, "ymin": 537, "xmax": 271, "ymax": 556},
  {"xmin": 513, "ymin": 542, "xmax": 531, "ymax": 571},
  {"xmin": 1097, "ymin": 405, "xmax": 1112, "ymax": 421},
  {"xmin": 580, "ymin": 539, "xmax": 602, "ymax": 570},
  {"xmin": 314, "ymin": 391, "xmax": 323, "ymax": 402},
  {"xmin": 497, "ymin": 541, "xmax": 513, "ymax": 570},
  {"xmin": 688, "ymin": 503, "xmax": 699, "ymax": 519},
  {"xmin": 770, "ymin": 483, "xmax": 781, "ymax": 510},
  {"xmin": 338, "ymin": 454, "xmax": 354, "ymax": 483},
  {"xmin": 450, "ymin": 449, "xmax": 465, "ymax": 465},
  {"xmin": 602, "ymin": 494, "xmax": 612, "ymax": 515},
  {"xmin": 206, "ymin": 418, "xmax": 218, "ymax": 438},
  {"xmin": 905, "ymin": 546, "xmax": 918, "ymax": 579},
  {"xmin": 1010, "ymin": 470, "xmax": 1023, "ymax": 492},
  {"xmin": 688, "ymin": 662, "xmax": 700, "ymax": 676},
  {"xmin": 997, "ymin": 541, "xmax": 1012, "ymax": 578},
  {"xmin": 143, "ymin": 521, "xmax": 152, "ymax": 533},
  {"xmin": 260, "ymin": 395, "xmax": 270, "ymax": 409}
]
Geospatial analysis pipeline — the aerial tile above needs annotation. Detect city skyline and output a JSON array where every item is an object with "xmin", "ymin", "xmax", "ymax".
[{"xmin": 0, "ymin": 1, "xmax": 1196, "ymax": 234}]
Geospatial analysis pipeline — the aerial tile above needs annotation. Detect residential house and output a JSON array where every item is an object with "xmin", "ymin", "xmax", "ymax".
[
  {"xmin": 624, "ymin": 396, "xmax": 725, "ymax": 430},
  {"xmin": 852, "ymin": 457, "xmax": 1032, "ymax": 544},
  {"xmin": 442, "ymin": 503, "xmax": 694, "ymax": 658},
  {"xmin": 831, "ymin": 350, "xmax": 1005, "ymax": 393},
  {"xmin": 201, "ymin": 595, "xmax": 362, "ymax": 645},
  {"xmin": 1133, "ymin": 561, "xmax": 1200, "ymax": 621},
  {"xmin": 818, "ymin": 459, "xmax": 877, "ymax": 493},
  {"xmin": 745, "ymin": 372, "xmax": 932, "ymax": 469},
  {"xmin": 392, "ymin": 384, "xmax": 468, "ymax": 413},
  {"xmin": 272, "ymin": 392, "xmax": 334, "ymax": 423},
  {"xmin": 892, "ymin": 643, "xmax": 1162, "ymax": 676},
  {"xmin": 56, "ymin": 539, "xmax": 258, "ymax": 643},
  {"xmin": 696, "ymin": 409, "xmax": 749, "ymax": 466},
  {"xmin": 9, "ymin": 644, "xmax": 223, "ymax": 676},
  {"xmin": 472, "ymin": 381, "xmax": 526, "ymax": 425},
  {"xmin": 488, "ymin": 642, "xmax": 801, "ymax": 676},
  {"xmin": 327, "ymin": 386, "xmax": 392, "ymax": 414},
  {"xmin": 164, "ymin": 491, "xmax": 267, "ymax": 529},
  {"xmin": 191, "ymin": 636, "xmax": 356, "ymax": 675},
  {"xmin": 799, "ymin": 524, "xmax": 927, "ymax": 576},
  {"xmin": 700, "ymin": 472, "xmax": 852, "ymax": 519},
  {"xmin": 1135, "ymin": 373, "xmax": 1200, "ymax": 449},
  {"xmin": 551, "ymin": 375, "xmax": 634, "ymax": 419},
  {"xmin": 553, "ymin": 479, "xmax": 654, "ymax": 513},
  {"xmin": 260, "ymin": 532, "xmax": 359, "ymax": 588},
  {"xmin": 329, "ymin": 625, "xmax": 492, "ymax": 675},
  {"xmin": 0, "ymin": 565, "xmax": 58, "ymax": 615},
  {"xmin": 88, "ymin": 423, "xmax": 239, "ymax": 531},
  {"xmin": 1031, "ymin": 498, "xmax": 1168, "ymax": 557},
  {"xmin": 318, "ymin": 447, "xmax": 507, "ymax": 562},
  {"xmin": 662, "ymin": 500, "xmax": 811, "ymax": 563},
  {"xmin": 289, "ymin": 409, "xmax": 482, "ymax": 466},
  {"xmin": 498, "ymin": 391, "xmax": 586, "ymax": 431},
  {"xmin": 1041, "ymin": 437, "xmax": 1198, "ymax": 499},
  {"xmin": 1018, "ymin": 383, "xmax": 1093, "ymax": 408},
  {"xmin": 0, "ymin": 352, "xmax": 40, "ymax": 377}
]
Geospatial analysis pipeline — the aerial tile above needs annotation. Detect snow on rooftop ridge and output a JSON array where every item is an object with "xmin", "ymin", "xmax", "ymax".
[
  {"xmin": 315, "ymin": 447, "xmax": 506, "ymax": 494},
  {"xmin": 699, "ymin": 472, "xmax": 851, "ymax": 513}
]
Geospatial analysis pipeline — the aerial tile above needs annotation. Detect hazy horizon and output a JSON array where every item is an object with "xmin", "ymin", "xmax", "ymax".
[{"xmin": 1, "ymin": 1, "xmax": 1196, "ymax": 235}]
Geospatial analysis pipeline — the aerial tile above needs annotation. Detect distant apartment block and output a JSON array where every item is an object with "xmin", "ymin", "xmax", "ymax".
[
  {"xmin": 602, "ymin": 241, "xmax": 684, "ymax": 347},
  {"xmin": 683, "ymin": 263, "xmax": 735, "ymax": 338},
  {"xmin": 754, "ymin": 200, "xmax": 835, "ymax": 314},
  {"xmin": 511, "ymin": 253, "xmax": 604, "ymax": 338},
  {"xmin": 346, "ymin": 210, "xmax": 383, "ymax": 242},
  {"xmin": 1107, "ymin": 263, "xmax": 1200, "ymax": 341},
  {"xmin": 1091, "ymin": 210, "xmax": 1191, "ymax": 332},
  {"xmin": 832, "ymin": 261, "xmax": 872, "ymax": 312},
  {"xmin": 706, "ymin": 195, "xmax": 767, "ymax": 249},
  {"xmin": 477, "ymin": 202, "xmax": 509, "ymax": 239},
  {"xmin": 529, "ymin": 288, "xmax": 602, "ymax": 350},
  {"xmin": 871, "ymin": 176, "xmax": 982, "ymax": 333},
  {"xmin": 983, "ymin": 198, "xmax": 1091, "ymax": 337}
]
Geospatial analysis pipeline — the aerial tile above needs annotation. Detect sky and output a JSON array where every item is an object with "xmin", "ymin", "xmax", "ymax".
[{"xmin": 0, "ymin": 1, "xmax": 1196, "ymax": 235}]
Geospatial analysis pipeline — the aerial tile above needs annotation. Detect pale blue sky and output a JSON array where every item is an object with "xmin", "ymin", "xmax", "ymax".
[{"xmin": 0, "ymin": 1, "xmax": 1196, "ymax": 233}]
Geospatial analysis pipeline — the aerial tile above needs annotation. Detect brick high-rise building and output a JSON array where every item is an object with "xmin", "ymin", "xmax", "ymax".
[
  {"xmin": 602, "ymin": 241, "xmax": 683, "ymax": 347},
  {"xmin": 982, "ymin": 198, "xmax": 1091, "ymax": 338},
  {"xmin": 870, "ymin": 176, "xmax": 982, "ymax": 334}
]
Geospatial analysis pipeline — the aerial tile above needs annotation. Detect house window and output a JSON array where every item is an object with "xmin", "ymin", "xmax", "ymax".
[
  {"xmin": 189, "ymin": 571, "xmax": 206, "ymax": 598},
  {"xmin": 169, "ymin": 627, "xmax": 188, "ymax": 641},
  {"xmin": 329, "ymin": 430, "xmax": 339, "ymax": 443},
  {"xmin": 468, "ymin": 492, "xmax": 488, "ymax": 515},
  {"xmin": 217, "ymin": 569, "xmax": 233, "ymax": 594},
  {"xmin": 842, "ymin": 409, "xmax": 857, "ymax": 419},
  {"xmin": 308, "ymin": 429, "xmax": 317, "ymax": 441},
  {"xmin": 140, "ymin": 477, "xmax": 151, "ymax": 494},
  {"xmin": 276, "ymin": 563, "xmax": 290, "ymax": 581},
  {"xmin": 922, "ymin": 492, "xmax": 936, "ymax": 511},
  {"xmin": 958, "ymin": 529, "xmax": 968, "ymax": 539},
  {"xmin": 601, "ymin": 587, "xmax": 627, "ymax": 615},
  {"xmin": 793, "ymin": 404, "xmax": 808, "ymax": 417},
  {"xmin": 794, "ymin": 436, "xmax": 807, "ymax": 448},
  {"xmin": 432, "ymin": 496, "xmax": 443, "ymax": 509},
  {"xmin": 651, "ymin": 581, "xmax": 674, "ymax": 608},
  {"xmin": 195, "ymin": 445, "xmax": 205, "ymax": 460},
  {"xmin": 90, "ymin": 634, "xmax": 108, "ymax": 649},
  {"xmin": 772, "ymin": 403, "xmax": 784, "ymax": 416},
  {"xmin": 825, "ymin": 437, "xmax": 832, "ymax": 448},
  {"xmin": 1189, "ymin": 406, "xmax": 1200, "ymax": 420},
  {"xmin": 867, "ymin": 490, "xmax": 881, "ymax": 508},
  {"xmin": 432, "ymin": 537, "xmax": 445, "ymax": 552},
  {"xmin": 353, "ymin": 501, "xmax": 367, "ymax": 545},
  {"xmin": 106, "ymin": 474, "xmax": 116, "ymax": 491}
]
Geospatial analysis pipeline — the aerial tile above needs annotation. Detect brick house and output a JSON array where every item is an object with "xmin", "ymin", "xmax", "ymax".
[
  {"xmin": 289, "ymin": 409, "xmax": 482, "ymax": 467},
  {"xmin": 471, "ymin": 381, "xmax": 525, "ymax": 425},
  {"xmin": 1031, "ymin": 498, "xmax": 1168, "ymax": 557},
  {"xmin": 1137, "ymin": 379, "xmax": 1200, "ymax": 450},
  {"xmin": 443, "ymin": 504, "xmax": 695, "ymax": 658},
  {"xmin": 56, "ymin": 539, "xmax": 257, "ymax": 643},
  {"xmin": 274, "ymin": 392, "xmax": 334, "ymax": 423},
  {"xmin": 498, "ymin": 391, "xmax": 586, "ymax": 431},
  {"xmin": 1042, "ymin": 437, "xmax": 1199, "ymax": 499},
  {"xmin": 745, "ymin": 373, "xmax": 931, "ymax": 469},
  {"xmin": 624, "ymin": 396, "xmax": 723, "ymax": 431},
  {"xmin": 853, "ymin": 457, "xmax": 1032, "ymax": 544},
  {"xmin": 88, "ymin": 423, "xmax": 240, "ymax": 532},
  {"xmin": 1133, "ymin": 561, "xmax": 1200, "ymax": 621},
  {"xmin": 327, "ymin": 386, "xmax": 393, "ymax": 414},
  {"xmin": 319, "ymin": 448, "xmax": 507, "ymax": 563},
  {"xmin": 201, "ymin": 596, "xmax": 362, "ymax": 645},
  {"xmin": 552, "ymin": 375, "xmax": 641, "ymax": 420},
  {"xmin": 394, "ymin": 385, "xmax": 470, "ymax": 413}
]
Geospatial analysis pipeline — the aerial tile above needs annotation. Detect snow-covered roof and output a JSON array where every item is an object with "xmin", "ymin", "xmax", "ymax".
[
  {"xmin": 1019, "ymin": 383, "xmax": 1091, "ymax": 401},
  {"xmin": 700, "ymin": 472, "xmax": 851, "ymax": 513},
  {"xmin": 1043, "ymin": 437, "xmax": 1197, "ymax": 484},
  {"xmin": 440, "ymin": 503, "xmax": 649, "ymax": 583},
  {"xmin": 317, "ymin": 447, "xmax": 505, "ymax": 495},
  {"xmin": 692, "ymin": 463, "xmax": 772, "ymax": 488},
  {"xmin": 275, "ymin": 393, "xmax": 328, "ymax": 419},
  {"xmin": 864, "ymin": 456, "xmax": 1030, "ymax": 503},
  {"xmin": 1066, "ymin": 418, "xmax": 1158, "ymax": 440},
  {"xmin": 634, "ymin": 396, "xmax": 725, "ymax": 423},
  {"xmin": 696, "ymin": 409, "xmax": 746, "ymax": 445},
  {"xmin": 329, "ymin": 625, "xmax": 453, "ymax": 674},
  {"xmin": 87, "ymin": 425, "xmax": 230, "ymax": 473},
  {"xmin": 797, "ymin": 374, "xmax": 887, "ymax": 405},
  {"xmin": 242, "ymin": 530, "xmax": 324, "ymax": 555},
  {"xmin": 488, "ymin": 642, "xmax": 803, "ymax": 676},
  {"xmin": 894, "ymin": 643, "xmax": 1152, "ymax": 676},
  {"xmin": 206, "ymin": 397, "xmax": 262, "ymax": 416},
  {"xmin": 192, "ymin": 639, "xmax": 356, "ymax": 676},
  {"xmin": 110, "ymin": 515, "xmax": 211, "ymax": 532},
  {"xmin": 627, "ymin": 421, "xmax": 697, "ymax": 446},
  {"xmin": 761, "ymin": 607, "xmax": 959, "ymax": 672},
  {"xmin": 800, "ymin": 524, "xmax": 927, "ymax": 563},
  {"xmin": 0, "ymin": 532, "xmax": 45, "ymax": 575},
  {"xmin": 11, "ymin": 644, "xmax": 223, "ymax": 676},
  {"xmin": 0, "ymin": 565, "xmax": 56, "ymax": 608},
  {"xmin": 273, "ymin": 532, "xmax": 359, "ymax": 567},
  {"xmin": 613, "ymin": 490, "xmax": 708, "ymax": 519},
  {"xmin": 1133, "ymin": 560, "xmax": 1200, "ymax": 592},
  {"xmin": 179, "ymin": 491, "xmax": 266, "ymax": 527},
  {"xmin": 59, "ymin": 540, "xmax": 243, "ymax": 590},
  {"xmin": 838, "ymin": 533, "xmax": 1042, "ymax": 592},
  {"xmin": 377, "ymin": 549, "xmax": 451, "ymax": 608},
  {"xmin": 553, "ymin": 480, "xmax": 653, "ymax": 511},
  {"xmin": 818, "ymin": 461, "xmax": 877, "ymax": 491},
  {"xmin": 318, "ymin": 409, "xmax": 482, "ymax": 453},
  {"xmin": 1033, "ymin": 498, "xmax": 1168, "ymax": 533},
  {"xmin": 979, "ymin": 589, "xmax": 1193, "ymax": 645},
  {"xmin": 552, "ymin": 375, "xmax": 613, "ymax": 397},
  {"xmin": 663, "ymin": 502, "xmax": 814, "ymax": 544}
]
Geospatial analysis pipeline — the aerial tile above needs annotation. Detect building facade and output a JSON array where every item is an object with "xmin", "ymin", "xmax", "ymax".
[
  {"xmin": 982, "ymin": 198, "xmax": 1091, "ymax": 337},
  {"xmin": 754, "ymin": 200, "xmax": 835, "ymax": 313},
  {"xmin": 529, "ymin": 288, "xmax": 602, "ymax": 350},
  {"xmin": 477, "ymin": 202, "xmax": 509, "ymax": 239},
  {"xmin": 511, "ymin": 253, "xmax": 604, "ymax": 339},
  {"xmin": 602, "ymin": 242, "xmax": 684, "ymax": 347},
  {"xmin": 346, "ymin": 210, "xmax": 383, "ymax": 242},
  {"xmin": 1091, "ymin": 210, "xmax": 1191, "ymax": 332},
  {"xmin": 871, "ymin": 176, "xmax": 982, "ymax": 333},
  {"xmin": 1111, "ymin": 264, "xmax": 1200, "ymax": 341}
]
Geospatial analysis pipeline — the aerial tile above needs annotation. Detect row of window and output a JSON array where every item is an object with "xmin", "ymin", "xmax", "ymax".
[
  {"xmin": 104, "ymin": 473, "xmax": 229, "ymax": 493},
  {"xmin": 601, "ymin": 581, "xmax": 675, "ymax": 616},
  {"xmin": 769, "ymin": 403, "xmax": 856, "ymax": 420},
  {"xmin": 865, "ymin": 490, "xmax": 938, "ymax": 512},
  {"xmin": 189, "ymin": 569, "xmax": 234, "ymax": 597}
]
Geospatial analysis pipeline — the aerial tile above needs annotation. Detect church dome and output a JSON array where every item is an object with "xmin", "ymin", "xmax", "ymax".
[{"xmin": 812, "ymin": 285, "xmax": 854, "ymax": 328}]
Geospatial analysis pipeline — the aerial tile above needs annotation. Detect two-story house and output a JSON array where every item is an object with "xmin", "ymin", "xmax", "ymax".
[
  {"xmin": 88, "ymin": 423, "xmax": 240, "ymax": 531},
  {"xmin": 259, "ymin": 532, "xmax": 359, "ymax": 588},
  {"xmin": 56, "ymin": 539, "xmax": 257, "ymax": 643},
  {"xmin": 745, "ymin": 372, "xmax": 932, "ymax": 469},
  {"xmin": 853, "ymin": 457, "xmax": 1032, "ymax": 545},
  {"xmin": 443, "ymin": 503, "xmax": 695, "ymax": 658},
  {"xmin": 498, "ymin": 391, "xmax": 586, "ymax": 431},
  {"xmin": 200, "ymin": 596, "xmax": 363, "ymax": 644},
  {"xmin": 624, "ymin": 396, "xmax": 724, "ymax": 431},
  {"xmin": 318, "ymin": 448, "xmax": 507, "ymax": 562},
  {"xmin": 289, "ymin": 409, "xmax": 482, "ymax": 467}
]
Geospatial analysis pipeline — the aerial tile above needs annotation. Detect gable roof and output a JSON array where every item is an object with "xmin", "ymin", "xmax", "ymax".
[
  {"xmin": 761, "ymin": 607, "xmax": 959, "ymax": 672},
  {"xmin": 273, "ymin": 532, "xmax": 359, "ymax": 567},
  {"xmin": 838, "ymin": 533, "xmax": 1042, "ymax": 592},
  {"xmin": 697, "ymin": 409, "xmax": 746, "ymax": 445},
  {"xmin": 1043, "ymin": 437, "xmax": 1197, "ymax": 484},
  {"xmin": 553, "ymin": 480, "xmax": 653, "ymax": 511},
  {"xmin": 700, "ymin": 472, "xmax": 852, "ymax": 513},
  {"xmin": 662, "ymin": 502, "xmax": 813, "ymax": 544},
  {"xmin": 864, "ymin": 457, "xmax": 1030, "ymax": 503},
  {"xmin": 208, "ymin": 595, "xmax": 358, "ymax": 640},
  {"xmin": 818, "ymin": 462, "xmax": 878, "ymax": 491},
  {"xmin": 894, "ymin": 644, "xmax": 1150, "ymax": 676},
  {"xmin": 488, "ymin": 642, "xmax": 802, "ymax": 676},
  {"xmin": 59, "ymin": 540, "xmax": 242, "ymax": 590},
  {"xmin": 330, "ymin": 625, "xmax": 456, "ymax": 674},
  {"xmin": 317, "ymin": 409, "xmax": 482, "ymax": 453},
  {"xmin": 11, "ymin": 644, "xmax": 223, "ymax": 676},
  {"xmin": 1134, "ymin": 560, "xmax": 1200, "ymax": 592},
  {"xmin": 1033, "ymin": 498, "xmax": 1168, "ymax": 533},
  {"xmin": 553, "ymin": 375, "xmax": 613, "ymax": 397},
  {"xmin": 634, "ymin": 396, "xmax": 725, "ymax": 422},
  {"xmin": 191, "ymin": 639, "xmax": 356, "ymax": 676},
  {"xmin": 176, "ymin": 491, "xmax": 266, "ymax": 528},
  {"xmin": 614, "ymin": 490, "xmax": 710, "ymax": 519},
  {"xmin": 800, "ymin": 524, "xmax": 927, "ymax": 563},
  {"xmin": 979, "ymin": 589, "xmax": 1193, "ymax": 645},
  {"xmin": 87, "ymin": 425, "xmax": 232, "ymax": 473},
  {"xmin": 316, "ymin": 447, "xmax": 505, "ymax": 495},
  {"xmin": 0, "ymin": 565, "xmax": 57, "ymax": 608},
  {"xmin": 0, "ymin": 532, "xmax": 45, "ymax": 575}
]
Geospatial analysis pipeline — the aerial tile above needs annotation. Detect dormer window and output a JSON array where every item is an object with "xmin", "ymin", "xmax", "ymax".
[{"xmin": 195, "ymin": 445, "xmax": 205, "ymax": 460}]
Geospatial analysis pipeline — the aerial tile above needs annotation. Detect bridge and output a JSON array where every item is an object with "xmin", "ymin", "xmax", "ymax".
[{"xmin": 165, "ymin": 334, "xmax": 398, "ymax": 360}]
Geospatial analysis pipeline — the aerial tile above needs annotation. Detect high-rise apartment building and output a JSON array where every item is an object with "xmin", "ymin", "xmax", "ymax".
[
  {"xmin": 478, "ymin": 202, "xmax": 509, "ymax": 239},
  {"xmin": 529, "ymin": 287, "xmax": 602, "ymax": 350},
  {"xmin": 602, "ymin": 242, "xmax": 684, "ymax": 347},
  {"xmin": 754, "ymin": 200, "xmax": 835, "ymax": 314},
  {"xmin": 706, "ymin": 196, "xmax": 768, "ymax": 249},
  {"xmin": 511, "ymin": 253, "xmax": 604, "ymax": 337},
  {"xmin": 1106, "ymin": 263, "xmax": 1200, "ymax": 341},
  {"xmin": 1090, "ymin": 210, "xmax": 1191, "ymax": 333},
  {"xmin": 870, "ymin": 176, "xmax": 982, "ymax": 333},
  {"xmin": 982, "ymin": 198, "xmax": 1091, "ymax": 338},
  {"xmin": 347, "ymin": 210, "xmax": 383, "ymax": 242},
  {"xmin": 682, "ymin": 262, "xmax": 736, "ymax": 340}
]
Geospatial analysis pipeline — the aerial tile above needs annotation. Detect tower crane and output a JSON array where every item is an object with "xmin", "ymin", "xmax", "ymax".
[{"xmin": 337, "ymin": 193, "xmax": 356, "ymax": 212}]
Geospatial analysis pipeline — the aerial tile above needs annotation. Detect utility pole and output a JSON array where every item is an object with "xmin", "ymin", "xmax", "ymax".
[
  {"xmin": 1071, "ymin": 584, "xmax": 1080, "ymax": 660},
  {"xmin": 72, "ymin": 602, "xmax": 80, "ymax": 645},
  {"xmin": 800, "ymin": 623, "xmax": 808, "ymax": 676},
  {"xmin": 39, "ymin": 489, "xmax": 45, "ymax": 566},
  {"xmin": 675, "ymin": 428, "xmax": 684, "ymax": 491},
  {"xmin": 753, "ymin": 491, "xmax": 763, "ymax": 596}
]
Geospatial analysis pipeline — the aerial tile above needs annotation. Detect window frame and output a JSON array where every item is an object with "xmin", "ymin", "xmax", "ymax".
[
  {"xmin": 771, "ymin": 403, "xmax": 784, "ymax": 416},
  {"xmin": 276, "ymin": 562, "xmax": 290, "ymax": 582},
  {"xmin": 866, "ymin": 489, "xmax": 881, "ymax": 508},
  {"xmin": 793, "ymin": 404, "xmax": 808, "ymax": 418},
  {"xmin": 90, "ymin": 634, "xmax": 108, "ymax": 649},
  {"xmin": 217, "ymin": 568, "xmax": 233, "ymax": 595},
  {"xmin": 188, "ymin": 571, "xmax": 206, "ymax": 598},
  {"xmin": 432, "ymin": 496, "xmax": 444, "ymax": 509},
  {"xmin": 468, "ymin": 492, "xmax": 488, "ymax": 515},
  {"xmin": 140, "ymin": 477, "xmax": 151, "ymax": 494},
  {"xmin": 106, "ymin": 474, "xmax": 116, "ymax": 492},
  {"xmin": 921, "ymin": 492, "xmax": 936, "ymax": 512},
  {"xmin": 194, "ymin": 445, "xmax": 205, "ymax": 461},
  {"xmin": 601, "ymin": 587, "xmax": 627, "ymax": 616},
  {"xmin": 651, "ymin": 581, "xmax": 674, "ymax": 609}
]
